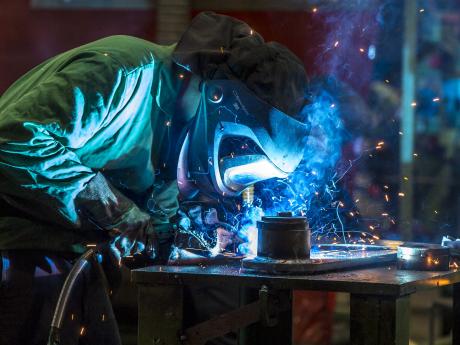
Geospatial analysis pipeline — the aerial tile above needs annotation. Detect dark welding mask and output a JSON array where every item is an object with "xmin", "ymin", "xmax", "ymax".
[{"xmin": 177, "ymin": 79, "xmax": 310, "ymax": 199}]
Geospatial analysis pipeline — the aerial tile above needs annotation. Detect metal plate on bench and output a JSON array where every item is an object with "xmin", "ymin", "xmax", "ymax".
[{"xmin": 242, "ymin": 244, "xmax": 397, "ymax": 274}]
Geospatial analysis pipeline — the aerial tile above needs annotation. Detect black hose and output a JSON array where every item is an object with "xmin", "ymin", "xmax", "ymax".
[{"xmin": 47, "ymin": 248, "xmax": 105, "ymax": 345}]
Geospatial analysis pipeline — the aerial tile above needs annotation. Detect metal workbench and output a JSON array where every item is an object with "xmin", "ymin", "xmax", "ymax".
[{"xmin": 132, "ymin": 264, "xmax": 460, "ymax": 345}]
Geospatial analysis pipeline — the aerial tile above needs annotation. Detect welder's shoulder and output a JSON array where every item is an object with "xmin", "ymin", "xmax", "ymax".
[{"xmin": 81, "ymin": 35, "xmax": 176, "ymax": 74}]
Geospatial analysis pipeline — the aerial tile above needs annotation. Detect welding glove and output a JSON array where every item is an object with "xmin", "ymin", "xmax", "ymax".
[
  {"xmin": 76, "ymin": 173, "xmax": 157, "ymax": 261},
  {"xmin": 108, "ymin": 206, "xmax": 157, "ymax": 262}
]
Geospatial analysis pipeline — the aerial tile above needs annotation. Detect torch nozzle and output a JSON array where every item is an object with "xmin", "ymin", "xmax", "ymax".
[{"xmin": 242, "ymin": 185, "xmax": 254, "ymax": 205}]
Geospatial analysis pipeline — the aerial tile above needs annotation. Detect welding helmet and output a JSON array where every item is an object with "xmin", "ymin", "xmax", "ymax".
[
  {"xmin": 177, "ymin": 79, "xmax": 310, "ymax": 198},
  {"xmin": 174, "ymin": 12, "xmax": 309, "ymax": 198}
]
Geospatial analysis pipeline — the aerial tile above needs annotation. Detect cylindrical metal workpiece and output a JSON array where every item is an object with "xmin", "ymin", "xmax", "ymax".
[{"xmin": 257, "ymin": 213, "xmax": 310, "ymax": 260}]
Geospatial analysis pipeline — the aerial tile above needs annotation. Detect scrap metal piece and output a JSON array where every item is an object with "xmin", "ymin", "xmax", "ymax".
[{"xmin": 397, "ymin": 243, "xmax": 450, "ymax": 271}]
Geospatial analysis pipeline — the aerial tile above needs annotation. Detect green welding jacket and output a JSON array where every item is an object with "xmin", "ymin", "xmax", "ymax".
[{"xmin": 0, "ymin": 35, "xmax": 185, "ymax": 253}]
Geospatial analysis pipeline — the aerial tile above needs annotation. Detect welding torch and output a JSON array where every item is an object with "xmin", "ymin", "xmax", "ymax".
[{"xmin": 168, "ymin": 186, "xmax": 255, "ymax": 265}]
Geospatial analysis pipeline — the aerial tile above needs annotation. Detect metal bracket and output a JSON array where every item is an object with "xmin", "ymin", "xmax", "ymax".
[
  {"xmin": 259, "ymin": 285, "xmax": 280, "ymax": 327},
  {"xmin": 181, "ymin": 286, "xmax": 289, "ymax": 345}
]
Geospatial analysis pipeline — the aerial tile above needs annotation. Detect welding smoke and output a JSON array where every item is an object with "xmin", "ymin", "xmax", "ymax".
[
  {"xmin": 235, "ymin": 3, "xmax": 387, "ymax": 253},
  {"xmin": 259, "ymin": 84, "xmax": 344, "ymax": 215}
]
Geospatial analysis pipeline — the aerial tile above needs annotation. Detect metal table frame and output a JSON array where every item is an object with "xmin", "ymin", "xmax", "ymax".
[{"xmin": 132, "ymin": 264, "xmax": 460, "ymax": 345}]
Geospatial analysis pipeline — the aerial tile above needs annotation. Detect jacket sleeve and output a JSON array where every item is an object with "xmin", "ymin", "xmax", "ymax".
[{"xmin": 0, "ymin": 52, "xmax": 138, "ymax": 229}]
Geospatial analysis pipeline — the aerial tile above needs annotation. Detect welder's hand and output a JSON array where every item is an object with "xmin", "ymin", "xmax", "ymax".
[{"xmin": 108, "ymin": 205, "xmax": 155, "ymax": 262}]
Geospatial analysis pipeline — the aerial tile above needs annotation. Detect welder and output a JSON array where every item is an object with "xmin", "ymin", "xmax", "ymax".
[{"xmin": 0, "ymin": 12, "xmax": 308, "ymax": 345}]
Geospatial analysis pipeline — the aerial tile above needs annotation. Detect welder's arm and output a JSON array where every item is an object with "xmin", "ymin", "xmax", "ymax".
[
  {"xmin": 76, "ymin": 172, "xmax": 157, "ymax": 259},
  {"xmin": 0, "ymin": 52, "xmax": 151, "ymax": 254}
]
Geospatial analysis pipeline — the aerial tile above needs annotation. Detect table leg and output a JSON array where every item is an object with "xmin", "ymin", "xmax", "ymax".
[
  {"xmin": 350, "ymin": 294, "xmax": 410, "ymax": 345},
  {"xmin": 138, "ymin": 284, "xmax": 184, "ymax": 345},
  {"xmin": 239, "ymin": 288, "xmax": 292, "ymax": 345},
  {"xmin": 453, "ymin": 283, "xmax": 460, "ymax": 345}
]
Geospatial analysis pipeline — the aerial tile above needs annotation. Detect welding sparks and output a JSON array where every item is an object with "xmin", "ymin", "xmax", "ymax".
[
  {"xmin": 433, "ymin": 97, "xmax": 440, "ymax": 102},
  {"xmin": 411, "ymin": 101, "xmax": 417, "ymax": 107},
  {"xmin": 334, "ymin": 41, "xmax": 339, "ymax": 48},
  {"xmin": 233, "ymin": 84, "xmax": 394, "ymax": 250},
  {"xmin": 312, "ymin": 7, "xmax": 318, "ymax": 13},
  {"xmin": 80, "ymin": 327, "xmax": 86, "ymax": 336},
  {"xmin": 398, "ymin": 192, "xmax": 405, "ymax": 197}
]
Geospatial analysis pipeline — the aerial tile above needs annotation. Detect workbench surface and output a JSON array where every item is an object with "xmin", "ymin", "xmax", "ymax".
[{"xmin": 132, "ymin": 263, "xmax": 460, "ymax": 296}]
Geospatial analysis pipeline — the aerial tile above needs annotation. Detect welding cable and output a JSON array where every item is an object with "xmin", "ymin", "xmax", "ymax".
[{"xmin": 47, "ymin": 246, "xmax": 111, "ymax": 345}]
